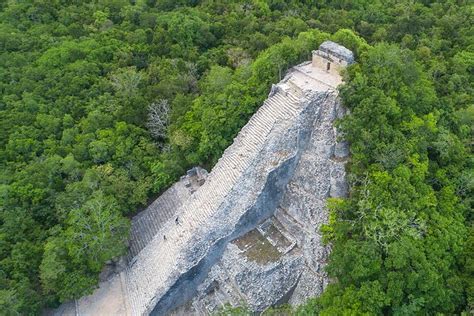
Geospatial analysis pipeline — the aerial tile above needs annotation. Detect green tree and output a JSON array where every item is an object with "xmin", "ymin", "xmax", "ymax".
[{"xmin": 40, "ymin": 191, "xmax": 129, "ymax": 301}]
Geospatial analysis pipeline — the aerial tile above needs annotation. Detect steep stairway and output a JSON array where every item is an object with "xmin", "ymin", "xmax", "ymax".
[
  {"xmin": 127, "ymin": 183, "xmax": 191, "ymax": 261},
  {"xmin": 68, "ymin": 59, "xmax": 344, "ymax": 316},
  {"xmin": 124, "ymin": 85, "xmax": 305, "ymax": 315}
]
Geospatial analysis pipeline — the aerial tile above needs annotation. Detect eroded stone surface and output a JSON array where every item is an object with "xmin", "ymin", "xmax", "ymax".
[
  {"xmin": 53, "ymin": 43, "xmax": 351, "ymax": 316},
  {"xmin": 175, "ymin": 71, "xmax": 348, "ymax": 313}
]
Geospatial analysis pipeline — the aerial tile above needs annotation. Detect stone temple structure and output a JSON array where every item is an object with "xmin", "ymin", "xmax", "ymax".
[
  {"xmin": 52, "ymin": 41, "xmax": 353, "ymax": 316},
  {"xmin": 312, "ymin": 40, "xmax": 354, "ymax": 76}
]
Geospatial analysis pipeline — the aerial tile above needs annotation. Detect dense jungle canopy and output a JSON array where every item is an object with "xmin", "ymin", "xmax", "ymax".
[{"xmin": 0, "ymin": 0, "xmax": 472, "ymax": 314}]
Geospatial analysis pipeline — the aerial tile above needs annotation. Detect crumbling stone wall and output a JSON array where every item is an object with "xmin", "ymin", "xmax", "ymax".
[{"xmin": 55, "ymin": 42, "xmax": 352, "ymax": 316}]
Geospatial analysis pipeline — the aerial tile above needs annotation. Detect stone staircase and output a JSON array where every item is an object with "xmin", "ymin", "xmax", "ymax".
[
  {"xmin": 127, "ymin": 183, "xmax": 191, "ymax": 262},
  {"xmin": 63, "ymin": 59, "xmax": 345, "ymax": 316},
  {"xmin": 124, "ymin": 84, "xmax": 305, "ymax": 315}
]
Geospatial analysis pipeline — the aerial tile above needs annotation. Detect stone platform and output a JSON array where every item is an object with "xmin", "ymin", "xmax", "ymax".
[
  {"xmin": 171, "ymin": 62, "xmax": 349, "ymax": 314},
  {"xmin": 53, "ymin": 57, "xmax": 349, "ymax": 316}
]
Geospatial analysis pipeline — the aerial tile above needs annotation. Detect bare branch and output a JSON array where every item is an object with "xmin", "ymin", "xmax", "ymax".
[{"xmin": 147, "ymin": 99, "xmax": 170, "ymax": 139}]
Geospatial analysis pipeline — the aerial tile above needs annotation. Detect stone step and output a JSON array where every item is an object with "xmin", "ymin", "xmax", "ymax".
[
  {"xmin": 150, "ymin": 214, "xmax": 160, "ymax": 234},
  {"xmin": 267, "ymin": 95, "xmax": 287, "ymax": 108},
  {"xmin": 143, "ymin": 220, "xmax": 154, "ymax": 241},
  {"xmin": 273, "ymin": 98, "xmax": 298, "ymax": 117},
  {"xmin": 144, "ymin": 219, "xmax": 155, "ymax": 244},
  {"xmin": 288, "ymin": 81, "xmax": 304, "ymax": 98},
  {"xmin": 131, "ymin": 230, "xmax": 143, "ymax": 255},
  {"xmin": 270, "ymin": 95, "xmax": 298, "ymax": 115},
  {"xmin": 120, "ymin": 67, "xmax": 330, "ymax": 316},
  {"xmin": 274, "ymin": 208, "xmax": 306, "ymax": 245},
  {"xmin": 254, "ymin": 104, "xmax": 276, "ymax": 123},
  {"xmin": 129, "ymin": 241, "xmax": 139, "ymax": 260},
  {"xmin": 273, "ymin": 88, "xmax": 296, "ymax": 102},
  {"xmin": 126, "ymin": 183, "xmax": 190, "ymax": 261},
  {"xmin": 269, "ymin": 215, "xmax": 298, "ymax": 248}
]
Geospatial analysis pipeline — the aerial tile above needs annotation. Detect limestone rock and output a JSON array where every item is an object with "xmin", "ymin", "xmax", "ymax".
[
  {"xmin": 334, "ymin": 141, "xmax": 349, "ymax": 158},
  {"xmin": 53, "ymin": 42, "xmax": 352, "ymax": 316}
]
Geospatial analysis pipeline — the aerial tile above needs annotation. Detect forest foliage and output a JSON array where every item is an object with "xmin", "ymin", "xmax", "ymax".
[{"xmin": 0, "ymin": 0, "xmax": 472, "ymax": 314}]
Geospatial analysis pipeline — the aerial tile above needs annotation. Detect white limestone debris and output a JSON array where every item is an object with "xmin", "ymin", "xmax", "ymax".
[{"xmin": 53, "ymin": 42, "xmax": 352, "ymax": 316}]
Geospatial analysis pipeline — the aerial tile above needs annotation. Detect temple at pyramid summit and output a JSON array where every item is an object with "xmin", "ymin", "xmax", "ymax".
[{"xmin": 52, "ymin": 41, "xmax": 354, "ymax": 316}]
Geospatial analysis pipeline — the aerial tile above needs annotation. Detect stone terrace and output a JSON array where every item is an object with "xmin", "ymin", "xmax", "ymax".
[
  {"xmin": 124, "ymin": 74, "xmax": 306, "ymax": 315},
  {"xmin": 59, "ymin": 56, "xmax": 344, "ymax": 316}
]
